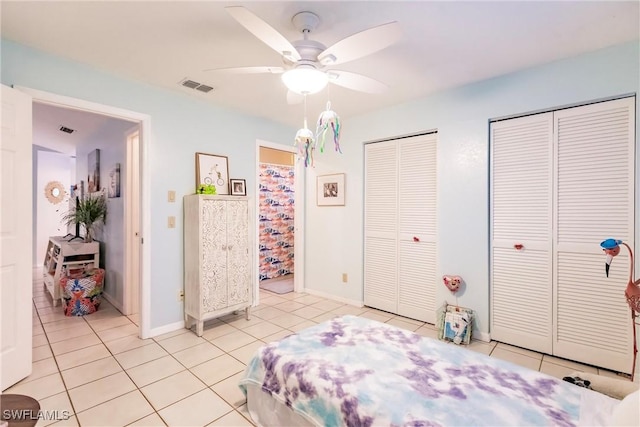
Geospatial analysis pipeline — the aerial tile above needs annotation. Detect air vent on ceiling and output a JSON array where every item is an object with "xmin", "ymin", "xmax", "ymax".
[
  {"xmin": 179, "ymin": 78, "xmax": 214, "ymax": 94},
  {"xmin": 59, "ymin": 126, "xmax": 75, "ymax": 134},
  {"xmin": 195, "ymin": 85, "xmax": 214, "ymax": 93}
]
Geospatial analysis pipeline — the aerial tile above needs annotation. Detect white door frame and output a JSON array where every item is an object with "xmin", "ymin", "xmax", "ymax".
[
  {"xmin": 15, "ymin": 86, "xmax": 152, "ymax": 339},
  {"xmin": 124, "ymin": 127, "xmax": 141, "ymax": 316},
  {"xmin": 255, "ymin": 139, "xmax": 305, "ymax": 301}
]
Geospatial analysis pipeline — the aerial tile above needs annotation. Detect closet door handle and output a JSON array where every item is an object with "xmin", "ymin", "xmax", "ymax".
[
  {"xmin": 227, "ymin": 245, "xmax": 233, "ymax": 251},
  {"xmin": 221, "ymin": 244, "xmax": 227, "ymax": 250},
  {"xmin": 514, "ymin": 243, "xmax": 524, "ymax": 251}
]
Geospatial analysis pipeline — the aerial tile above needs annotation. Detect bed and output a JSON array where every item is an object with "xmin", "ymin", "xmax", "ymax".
[{"xmin": 238, "ymin": 315, "xmax": 623, "ymax": 426}]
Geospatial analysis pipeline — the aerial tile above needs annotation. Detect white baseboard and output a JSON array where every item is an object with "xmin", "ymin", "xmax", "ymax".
[
  {"xmin": 148, "ymin": 320, "xmax": 185, "ymax": 338},
  {"xmin": 302, "ymin": 288, "xmax": 364, "ymax": 307},
  {"xmin": 102, "ymin": 292, "xmax": 124, "ymax": 313},
  {"xmin": 474, "ymin": 330, "xmax": 491, "ymax": 342}
]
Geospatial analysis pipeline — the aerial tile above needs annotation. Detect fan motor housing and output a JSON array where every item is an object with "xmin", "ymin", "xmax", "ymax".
[{"xmin": 292, "ymin": 39, "xmax": 326, "ymax": 63}]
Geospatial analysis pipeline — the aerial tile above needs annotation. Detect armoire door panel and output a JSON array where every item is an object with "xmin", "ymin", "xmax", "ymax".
[
  {"xmin": 226, "ymin": 200, "xmax": 251, "ymax": 306},
  {"xmin": 398, "ymin": 240, "xmax": 436, "ymax": 323},
  {"xmin": 201, "ymin": 199, "xmax": 228, "ymax": 311}
]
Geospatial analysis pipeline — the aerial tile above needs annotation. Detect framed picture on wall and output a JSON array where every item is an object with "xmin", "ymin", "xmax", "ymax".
[
  {"xmin": 317, "ymin": 173, "xmax": 345, "ymax": 206},
  {"xmin": 87, "ymin": 149, "xmax": 100, "ymax": 192},
  {"xmin": 195, "ymin": 152, "xmax": 229, "ymax": 195},
  {"xmin": 230, "ymin": 179, "xmax": 246, "ymax": 196},
  {"xmin": 108, "ymin": 163, "xmax": 121, "ymax": 198}
]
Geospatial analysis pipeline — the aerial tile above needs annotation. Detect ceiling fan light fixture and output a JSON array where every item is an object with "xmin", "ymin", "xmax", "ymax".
[{"xmin": 281, "ymin": 67, "xmax": 328, "ymax": 95}]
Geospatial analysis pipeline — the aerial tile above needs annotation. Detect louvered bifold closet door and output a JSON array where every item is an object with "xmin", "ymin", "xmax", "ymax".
[
  {"xmin": 490, "ymin": 113, "xmax": 553, "ymax": 354},
  {"xmin": 364, "ymin": 141, "xmax": 398, "ymax": 313},
  {"xmin": 553, "ymin": 97, "xmax": 635, "ymax": 373},
  {"xmin": 397, "ymin": 134, "xmax": 437, "ymax": 323}
]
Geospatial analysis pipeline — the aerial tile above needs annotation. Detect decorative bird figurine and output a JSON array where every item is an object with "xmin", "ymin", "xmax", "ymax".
[{"xmin": 600, "ymin": 237, "xmax": 640, "ymax": 381}]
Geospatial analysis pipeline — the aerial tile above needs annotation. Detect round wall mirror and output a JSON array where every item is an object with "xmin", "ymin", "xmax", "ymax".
[{"xmin": 44, "ymin": 181, "xmax": 67, "ymax": 205}]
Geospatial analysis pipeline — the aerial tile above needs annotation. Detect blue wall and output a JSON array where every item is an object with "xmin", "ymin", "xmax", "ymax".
[
  {"xmin": 2, "ymin": 39, "xmax": 296, "ymax": 330},
  {"xmin": 4, "ymin": 37, "xmax": 638, "ymax": 336},
  {"xmin": 304, "ymin": 41, "xmax": 639, "ymax": 336}
]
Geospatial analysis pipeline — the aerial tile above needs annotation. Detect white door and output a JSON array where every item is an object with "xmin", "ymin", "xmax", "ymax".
[
  {"xmin": 124, "ymin": 129, "xmax": 141, "ymax": 316},
  {"xmin": 552, "ymin": 97, "xmax": 635, "ymax": 373},
  {"xmin": 490, "ymin": 113, "xmax": 554, "ymax": 354},
  {"xmin": 397, "ymin": 134, "xmax": 437, "ymax": 323},
  {"xmin": 364, "ymin": 140, "xmax": 398, "ymax": 313},
  {"xmin": 1, "ymin": 85, "xmax": 33, "ymax": 390}
]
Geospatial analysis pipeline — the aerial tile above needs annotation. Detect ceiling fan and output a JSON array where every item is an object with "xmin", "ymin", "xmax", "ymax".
[{"xmin": 207, "ymin": 6, "xmax": 402, "ymax": 101}]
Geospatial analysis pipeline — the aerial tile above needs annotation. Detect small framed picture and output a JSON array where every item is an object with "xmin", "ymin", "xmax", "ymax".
[
  {"xmin": 230, "ymin": 178, "xmax": 246, "ymax": 196},
  {"xmin": 195, "ymin": 152, "xmax": 229, "ymax": 195},
  {"xmin": 317, "ymin": 173, "xmax": 345, "ymax": 206}
]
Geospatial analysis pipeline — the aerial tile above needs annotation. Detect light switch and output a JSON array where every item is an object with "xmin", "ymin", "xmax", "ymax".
[
  {"xmin": 168, "ymin": 190, "xmax": 176, "ymax": 203},
  {"xmin": 168, "ymin": 216, "xmax": 176, "ymax": 228},
  {"xmin": 342, "ymin": 273, "xmax": 348, "ymax": 283}
]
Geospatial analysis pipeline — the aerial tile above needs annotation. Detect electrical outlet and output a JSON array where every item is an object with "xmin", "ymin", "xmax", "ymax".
[
  {"xmin": 178, "ymin": 289, "xmax": 184, "ymax": 301},
  {"xmin": 168, "ymin": 216, "xmax": 176, "ymax": 228},
  {"xmin": 342, "ymin": 273, "xmax": 348, "ymax": 283},
  {"xmin": 168, "ymin": 190, "xmax": 176, "ymax": 203}
]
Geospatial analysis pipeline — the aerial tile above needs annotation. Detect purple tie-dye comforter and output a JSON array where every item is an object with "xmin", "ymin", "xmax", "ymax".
[{"xmin": 239, "ymin": 315, "xmax": 615, "ymax": 426}]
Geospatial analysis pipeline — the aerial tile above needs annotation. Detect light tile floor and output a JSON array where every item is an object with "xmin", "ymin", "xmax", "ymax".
[{"xmin": 6, "ymin": 272, "xmax": 636, "ymax": 426}]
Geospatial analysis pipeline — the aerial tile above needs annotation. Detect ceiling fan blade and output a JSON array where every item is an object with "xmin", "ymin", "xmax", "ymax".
[
  {"xmin": 327, "ymin": 70, "xmax": 388, "ymax": 94},
  {"xmin": 204, "ymin": 66, "xmax": 285, "ymax": 74},
  {"xmin": 318, "ymin": 22, "xmax": 401, "ymax": 66},
  {"xmin": 225, "ymin": 6, "xmax": 301, "ymax": 62},
  {"xmin": 287, "ymin": 91, "xmax": 304, "ymax": 105}
]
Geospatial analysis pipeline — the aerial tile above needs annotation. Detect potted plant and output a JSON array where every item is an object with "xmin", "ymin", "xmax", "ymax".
[{"xmin": 62, "ymin": 194, "xmax": 107, "ymax": 242}]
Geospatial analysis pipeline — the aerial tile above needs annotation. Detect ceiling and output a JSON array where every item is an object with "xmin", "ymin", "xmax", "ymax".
[
  {"xmin": 3, "ymin": 1, "xmax": 639, "ymax": 128},
  {"xmin": 32, "ymin": 103, "xmax": 133, "ymax": 155}
]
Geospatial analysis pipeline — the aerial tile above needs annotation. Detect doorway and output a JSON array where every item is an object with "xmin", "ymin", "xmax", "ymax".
[
  {"xmin": 255, "ymin": 140, "xmax": 305, "ymax": 299},
  {"xmin": 19, "ymin": 85, "xmax": 151, "ymax": 338}
]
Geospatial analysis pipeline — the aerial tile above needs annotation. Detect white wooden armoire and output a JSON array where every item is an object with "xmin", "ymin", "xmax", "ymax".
[
  {"xmin": 364, "ymin": 132, "xmax": 438, "ymax": 323},
  {"xmin": 183, "ymin": 194, "xmax": 253, "ymax": 336},
  {"xmin": 490, "ymin": 97, "xmax": 635, "ymax": 373}
]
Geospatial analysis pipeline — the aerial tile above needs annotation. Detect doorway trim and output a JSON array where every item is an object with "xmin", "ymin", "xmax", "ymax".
[
  {"xmin": 124, "ymin": 127, "xmax": 141, "ymax": 317},
  {"xmin": 255, "ymin": 139, "xmax": 305, "ymax": 300},
  {"xmin": 16, "ymin": 86, "xmax": 152, "ymax": 339}
]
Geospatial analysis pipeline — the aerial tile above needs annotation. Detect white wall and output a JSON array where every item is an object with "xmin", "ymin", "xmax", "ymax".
[
  {"xmin": 1, "ymin": 39, "xmax": 296, "ymax": 330},
  {"xmin": 75, "ymin": 119, "xmax": 134, "ymax": 311},
  {"xmin": 34, "ymin": 150, "xmax": 74, "ymax": 266},
  {"xmin": 305, "ymin": 41, "xmax": 640, "ymax": 335}
]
